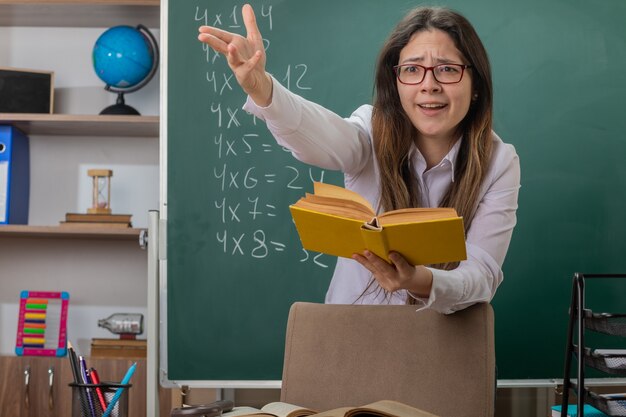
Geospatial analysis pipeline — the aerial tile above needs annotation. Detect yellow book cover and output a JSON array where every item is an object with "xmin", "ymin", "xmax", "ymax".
[{"xmin": 289, "ymin": 182, "xmax": 467, "ymax": 265}]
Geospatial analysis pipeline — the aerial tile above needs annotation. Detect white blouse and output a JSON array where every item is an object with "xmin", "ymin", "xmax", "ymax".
[{"xmin": 243, "ymin": 77, "xmax": 521, "ymax": 314}]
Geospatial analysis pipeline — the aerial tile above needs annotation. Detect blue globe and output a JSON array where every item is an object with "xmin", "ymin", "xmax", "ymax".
[{"xmin": 93, "ymin": 25, "xmax": 154, "ymax": 89}]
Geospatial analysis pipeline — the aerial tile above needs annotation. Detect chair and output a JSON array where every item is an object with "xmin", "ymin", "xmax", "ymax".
[{"xmin": 280, "ymin": 302, "xmax": 495, "ymax": 417}]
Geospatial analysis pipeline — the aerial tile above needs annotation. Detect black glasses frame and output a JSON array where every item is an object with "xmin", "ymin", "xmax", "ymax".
[{"xmin": 393, "ymin": 63, "xmax": 472, "ymax": 85}]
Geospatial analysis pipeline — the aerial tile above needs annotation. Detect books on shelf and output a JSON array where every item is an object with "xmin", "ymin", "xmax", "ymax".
[
  {"xmin": 64, "ymin": 213, "xmax": 132, "ymax": 223},
  {"xmin": 59, "ymin": 221, "xmax": 131, "ymax": 229},
  {"xmin": 551, "ymin": 404, "xmax": 608, "ymax": 417},
  {"xmin": 60, "ymin": 212, "xmax": 132, "ymax": 229},
  {"xmin": 289, "ymin": 182, "xmax": 466, "ymax": 265},
  {"xmin": 222, "ymin": 400, "xmax": 439, "ymax": 417}
]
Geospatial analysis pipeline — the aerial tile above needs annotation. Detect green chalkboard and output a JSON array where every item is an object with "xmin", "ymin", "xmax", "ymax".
[{"xmin": 166, "ymin": 0, "xmax": 626, "ymax": 383}]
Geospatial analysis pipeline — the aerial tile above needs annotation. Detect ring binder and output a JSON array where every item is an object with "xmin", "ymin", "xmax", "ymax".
[{"xmin": 0, "ymin": 125, "xmax": 29, "ymax": 224}]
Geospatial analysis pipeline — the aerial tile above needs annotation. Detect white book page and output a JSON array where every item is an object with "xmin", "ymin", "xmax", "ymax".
[
  {"xmin": 222, "ymin": 407, "xmax": 267, "ymax": 417},
  {"xmin": 261, "ymin": 402, "xmax": 315, "ymax": 417}
]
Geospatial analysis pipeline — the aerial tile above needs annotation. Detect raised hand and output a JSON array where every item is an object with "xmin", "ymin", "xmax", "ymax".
[{"xmin": 198, "ymin": 4, "xmax": 273, "ymax": 106}]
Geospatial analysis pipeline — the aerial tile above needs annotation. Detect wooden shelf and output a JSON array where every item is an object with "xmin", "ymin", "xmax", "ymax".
[
  {"xmin": 0, "ymin": 113, "xmax": 159, "ymax": 137},
  {"xmin": 0, "ymin": 1, "xmax": 160, "ymax": 27},
  {"xmin": 0, "ymin": 225, "xmax": 144, "ymax": 240}
]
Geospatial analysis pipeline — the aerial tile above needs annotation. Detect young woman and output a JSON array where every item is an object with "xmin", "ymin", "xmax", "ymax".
[{"xmin": 198, "ymin": 4, "xmax": 520, "ymax": 314}]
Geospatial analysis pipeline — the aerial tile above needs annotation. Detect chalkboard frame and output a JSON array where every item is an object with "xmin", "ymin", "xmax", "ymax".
[{"xmin": 160, "ymin": 0, "xmax": 626, "ymax": 387}]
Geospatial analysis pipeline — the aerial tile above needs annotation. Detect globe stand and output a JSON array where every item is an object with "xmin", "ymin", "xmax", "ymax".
[{"xmin": 100, "ymin": 92, "xmax": 140, "ymax": 115}]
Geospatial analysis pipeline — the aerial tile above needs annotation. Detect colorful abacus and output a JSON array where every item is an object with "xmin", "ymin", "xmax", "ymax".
[{"xmin": 15, "ymin": 291, "xmax": 69, "ymax": 357}]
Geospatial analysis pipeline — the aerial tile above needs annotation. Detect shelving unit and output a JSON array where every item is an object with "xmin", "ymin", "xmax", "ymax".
[
  {"xmin": 0, "ymin": 119, "xmax": 158, "ymax": 236},
  {"xmin": 0, "ymin": 114, "xmax": 159, "ymax": 137},
  {"xmin": 0, "ymin": 1, "xmax": 162, "ymax": 415},
  {"xmin": 0, "ymin": 0, "xmax": 160, "ymax": 238},
  {"xmin": 0, "ymin": 113, "xmax": 157, "ymax": 237},
  {"xmin": 0, "ymin": 0, "xmax": 160, "ymax": 28},
  {"xmin": 561, "ymin": 273, "xmax": 626, "ymax": 417},
  {"xmin": 0, "ymin": 224, "xmax": 143, "ymax": 239}
]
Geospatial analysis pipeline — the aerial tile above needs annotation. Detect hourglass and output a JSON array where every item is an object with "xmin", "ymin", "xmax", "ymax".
[{"xmin": 87, "ymin": 169, "xmax": 112, "ymax": 214}]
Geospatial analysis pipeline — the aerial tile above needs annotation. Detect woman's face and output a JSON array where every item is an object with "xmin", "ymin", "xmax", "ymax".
[{"xmin": 396, "ymin": 29, "xmax": 473, "ymax": 145}]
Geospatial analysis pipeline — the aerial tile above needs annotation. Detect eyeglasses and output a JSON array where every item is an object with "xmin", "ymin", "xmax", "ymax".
[{"xmin": 393, "ymin": 63, "xmax": 471, "ymax": 85}]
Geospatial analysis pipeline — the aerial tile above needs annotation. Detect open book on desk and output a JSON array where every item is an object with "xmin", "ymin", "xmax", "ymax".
[
  {"xmin": 223, "ymin": 400, "xmax": 439, "ymax": 417},
  {"xmin": 223, "ymin": 402, "xmax": 316, "ymax": 417},
  {"xmin": 289, "ymin": 182, "xmax": 467, "ymax": 265}
]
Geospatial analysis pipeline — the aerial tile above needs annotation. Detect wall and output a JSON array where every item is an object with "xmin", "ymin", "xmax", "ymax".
[{"xmin": 0, "ymin": 25, "xmax": 160, "ymax": 355}]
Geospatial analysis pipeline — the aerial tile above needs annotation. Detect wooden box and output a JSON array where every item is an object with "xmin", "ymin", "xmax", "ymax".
[{"xmin": 90, "ymin": 338, "xmax": 147, "ymax": 359}]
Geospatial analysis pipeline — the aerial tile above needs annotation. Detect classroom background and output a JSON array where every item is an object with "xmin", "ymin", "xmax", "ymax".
[{"xmin": 2, "ymin": 0, "xmax": 626, "ymax": 416}]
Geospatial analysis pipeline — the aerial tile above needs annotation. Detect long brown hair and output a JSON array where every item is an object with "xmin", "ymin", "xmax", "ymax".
[
  {"xmin": 366, "ymin": 7, "xmax": 493, "ymax": 302},
  {"xmin": 372, "ymin": 6, "xmax": 493, "ymax": 237}
]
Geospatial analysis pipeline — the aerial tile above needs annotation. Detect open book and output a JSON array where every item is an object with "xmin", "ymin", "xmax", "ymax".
[
  {"xmin": 223, "ymin": 400, "xmax": 439, "ymax": 417},
  {"xmin": 289, "ymin": 182, "xmax": 466, "ymax": 265},
  {"xmin": 223, "ymin": 402, "xmax": 316, "ymax": 417}
]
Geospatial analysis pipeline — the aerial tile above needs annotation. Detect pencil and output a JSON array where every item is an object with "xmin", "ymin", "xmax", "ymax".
[
  {"xmin": 66, "ymin": 341, "xmax": 81, "ymax": 383},
  {"xmin": 67, "ymin": 341, "xmax": 90, "ymax": 415}
]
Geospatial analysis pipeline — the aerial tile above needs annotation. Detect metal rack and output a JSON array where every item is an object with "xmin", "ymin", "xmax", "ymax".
[{"xmin": 561, "ymin": 273, "xmax": 626, "ymax": 416}]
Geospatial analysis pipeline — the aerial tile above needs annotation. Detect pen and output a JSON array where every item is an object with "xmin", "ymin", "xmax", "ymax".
[
  {"xmin": 89, "ymin": 367, "xmax": 108, "ymax": 411},
  {"xmin": 80, "ymin": 356, "xmax": 97, "ymax": 417},
  {"xmin": 102, "ymin": 362, "xmax": 137, "ymax": 417},
  {"xmin": 68, "ymin": 342, "xmax": 90, "ymax": 413}
]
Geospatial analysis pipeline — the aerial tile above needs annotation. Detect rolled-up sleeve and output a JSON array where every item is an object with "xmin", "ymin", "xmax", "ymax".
[{"xmin": 243, "ymin": 76, "xmax": 372, "ymax": 175}]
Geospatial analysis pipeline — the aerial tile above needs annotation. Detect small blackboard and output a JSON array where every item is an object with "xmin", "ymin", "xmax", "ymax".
[{"xmin": 0, "ymin": 67, "xmax": 54, "ymax": 113}]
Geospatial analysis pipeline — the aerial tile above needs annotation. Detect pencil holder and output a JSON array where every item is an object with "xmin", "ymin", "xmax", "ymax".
[{"xmin": 69, "ymin": 382, "xmax": 131, "ymax": 417}]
